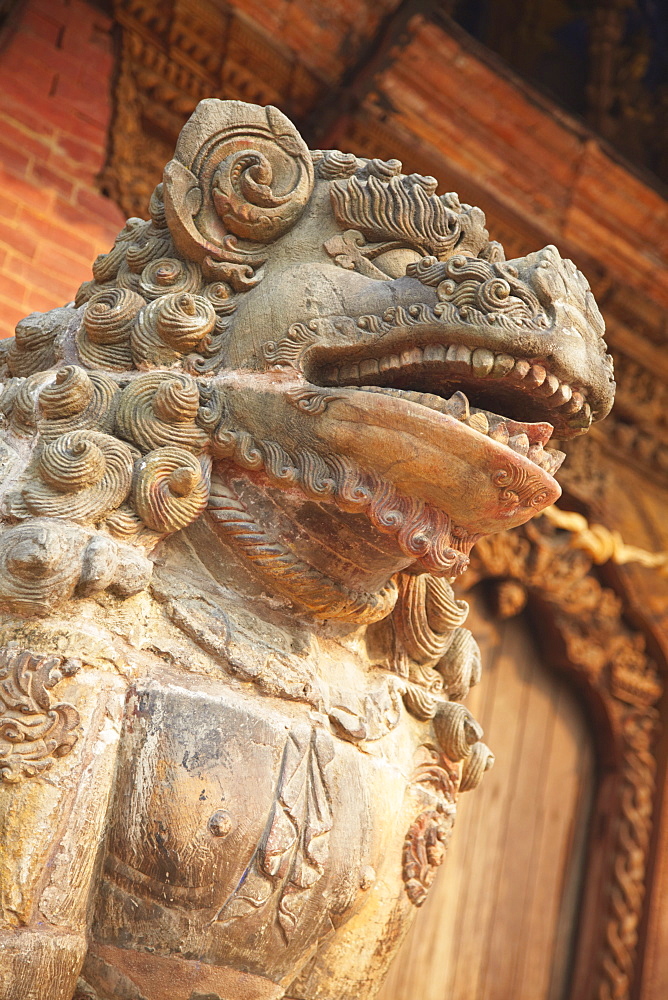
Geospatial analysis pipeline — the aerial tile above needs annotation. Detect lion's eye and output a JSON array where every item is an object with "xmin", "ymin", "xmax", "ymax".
[{"xmin": 372, "ymin": 247, "xmax": 424, "ymax": 278}]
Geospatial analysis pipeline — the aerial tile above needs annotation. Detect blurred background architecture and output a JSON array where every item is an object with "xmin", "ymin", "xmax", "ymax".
[{"xmin": 0, "ymin": 2, "xmax": 667, "ymax": 998}]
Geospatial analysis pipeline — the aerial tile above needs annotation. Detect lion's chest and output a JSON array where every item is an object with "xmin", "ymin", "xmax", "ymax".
[{"xmin": 94, "ymin": 671, "xmax": 413, "ymax": 981}]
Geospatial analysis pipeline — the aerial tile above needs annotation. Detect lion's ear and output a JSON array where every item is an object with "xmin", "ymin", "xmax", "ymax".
[{"xmin": 163, "ymin": 100, "xmax": 314, "ymax": 267}]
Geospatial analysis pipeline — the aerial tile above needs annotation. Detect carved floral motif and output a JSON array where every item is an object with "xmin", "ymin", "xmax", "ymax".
[
  {"xmin": 0, "ymin": 647, "xmax": 80, "ymax": 782},
  {"xmin": 402, "ymin": 751, "xmax": 459, "ymax": 907},
  {"xmin": 215, "ymin": 723, "xmax": 333, "ymax": 942}
]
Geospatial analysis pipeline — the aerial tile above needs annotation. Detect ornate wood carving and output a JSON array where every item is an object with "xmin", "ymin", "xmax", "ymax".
[{"xmin": 462, "ymin": 515, "xmax": 663, "ymax": 1000}]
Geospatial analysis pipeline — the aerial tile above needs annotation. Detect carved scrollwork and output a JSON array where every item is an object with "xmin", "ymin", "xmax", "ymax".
[
  {"xmin": 330, "ymin": 171, "xmax": 489, "ymax": 259},
  {"xmin": 0, "ymin": 518, "xmax": 151, "ymax": 616},
  {"xmin": 38, "ymin": 366, "xmax": 119, "ymax": 440},
  {"xmin": 137, "ymin": 256, "xmax": 201, "ymax": 300},
  {"xmin": 493, "ymin": 463, "xmax": 554, "ymax": 512},
  {"xmin": 23, "ymin": 430, "xmax": 134, "ymax": 523},
  {"xmin": 131, "ymin": 292, "xmax": 216, "ymax": 367},
  {"xmin": 0, "ymin": 520, "xmax": 87, "ymax": 616},
  {"xmin": 79, "ymin": 287, "xmax": 146, "ymax": 371},
  {"xmin": 115, "ymin": 371, "xmax": 208, "ymax": 454},
  {"xmin": 6, "ymin": 309, "xmax": 75, "ymax": 377},
  {"xmin": 433, "ymin": 702, "xmax": 483, "ymax": 762},
  {"xmin": 403, "ymin": 749, "xmax": 459, "ymax": 906},
  {"xmin": 163, "ymin": 100, "xmax": 315, "ymax": 281},
  {"xmin": 460, "ymin": 740, "xmax": 495, "ymax": 792},
  {"xmin": 132, "ymin": 446, "xmax": 209, "ymax": 533},
  {"xmin": 0, "ymin": 647, "xmax": 81, "ymax": 782},
  {"xmin": 402, "ymin": 807, "xmax": 456, "ymax": 907}
]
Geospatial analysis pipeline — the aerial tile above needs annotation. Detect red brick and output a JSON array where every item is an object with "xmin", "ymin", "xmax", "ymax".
[
  {"xmin": 20, "ymin": 7, "xmax": 66, "ymax": 46},
  {"xmin": 23, "ymin": 214, "xmax": 98, "ymax": 260},
  {"xmin": 8, "ymin": 256, "xmax": 74, "ymax": 300},
  {"xmin": 0, "ymin": 140, "xmax": 32, "ymax": 177},
  {"xmin": 9, "ymin": 33, "xmax": 87, "ymax": 81},
  {"xmin": 0, "ymin": 50, "xmax": 57, "ymax": 96},
  {"xmin": 0, "ymin": 270, "xmax": 28, "ymax": 303},
  {"xmin": 55, "ymin": 134, "xmax": 104, "ymax": 172},
  {"xmin": 0, "ymin": 117, "xmax": 53, "ymax": 161},
  {"xmin": 29, "ymin": 0, "xmax": 72, "ymax": 25},
  {"xmin": 0, "ymin": 219, "xmax": 39, "ymax": 260},
  {"xmin": 49, "ymin": 84, "xmax": 111, "ymax": 129},
  {"xmin": 34, "ymin": 244, "xmax": 91, "ymax": 286},
  {"xmin": 0, "ymin": 89, "xmax": 106, "ymax": 148},
  {"xmin": 0, "ymin": 193, "xmax": 20, "ymax": 223},
  {"xmin": 0, "ymin": 295, "xmax": 28, "ymax": 334},
  {"xmin": 30, "ymin": 159, "xmax": 75, "ymax": 199},
  {"xmin": 74, "ymin": 187, "xmax": 125, "ymax": 228},
  {"xmin": 25, "ymin": 288, "xmax": 71, "ymax": 314}
]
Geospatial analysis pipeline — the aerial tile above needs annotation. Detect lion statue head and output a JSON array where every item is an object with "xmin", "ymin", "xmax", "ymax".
[{"xmin": 0, "ymin": 99, "xmax": 614, "ymax": 735}]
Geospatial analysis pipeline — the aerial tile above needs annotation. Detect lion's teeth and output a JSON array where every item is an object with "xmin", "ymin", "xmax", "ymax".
[
  {"xmin": 423, "ymin": 343, "xmax": 447, "ymax": 363},
  {"xmin": 508, "ymin": 433, "xmax": 530, "ymax": 456},
  {"xmin": 378, "ymin": 354, "xmax": 401, "ymax": 372},
  {"xmin": 359, "ymin": 358, "xmax": 379, "ymax": 378},
  {"xmin": 508, "ymin": 359, "xmax": 531, "ymax": 383},
  {"xmin": 537, "ymin": 372, "xmax": 560, "ymax": 396},
  {"xmin": 492, "ymin": 353, "xmax": 515, "ymax": 377},
  {"xmin": 315, "ymin": 341, "xmax": 588, "ymax": 450},
  {"xmin": 445, "ymin": 390, "xmax": 470, "ymax": 419},
  {"xmin": 543, "ymin": 449, "xmax": 566, "ymax": 474},
  {"xmin": 546, "ymin": 383, "xmax": 572, "ymax": 409},
  {"xmin": 525, "ymin": 364, "xmax": 547, "ymax": 389},
  {"xmin": 339, "ymin": 362, "xmax": 360, "ymax": 382},
  {"xmin": 561, "ymin": 389, "xmax": 584, "ymax": 414},
  {"xmin": 403, "ymin": 390, "xmax": 426, "ymax": 405},
  {"xmin": 401, "ymin": 347, "xmax": 423, "ymax": 366},
  {"xmin": 471, "ymin": 347, "xmax": 494, "ymax": 377},
  {"xmin": 422, "ymin": 392, "xmax": 449, "ymax": 412},
  {"xmin": 467, "ymin": 412, "xmax": 490, "ymax": 434},
  {"xmin": 489, "ymin": 422, "xmax": 510, "ymax": 445},
  {"xmin": 446, "ymin": 344, "xmax": 472, "ymax": 372}
]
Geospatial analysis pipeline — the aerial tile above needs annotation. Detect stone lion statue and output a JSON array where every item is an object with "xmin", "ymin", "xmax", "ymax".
[{"xmin": 0, "ymin": 101, "xmax": 614, "ymax": 1000}]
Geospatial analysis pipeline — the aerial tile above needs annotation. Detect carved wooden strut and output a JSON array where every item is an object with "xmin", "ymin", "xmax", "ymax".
[{"xmin": 0, "ymin": 100, "xmax": 614, "ymax": 1000}]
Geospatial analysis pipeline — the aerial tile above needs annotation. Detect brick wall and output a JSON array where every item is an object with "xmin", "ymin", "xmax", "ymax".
[{"xmin": 0, "ymin": 0, "xmax": 125, "ymax": 340}]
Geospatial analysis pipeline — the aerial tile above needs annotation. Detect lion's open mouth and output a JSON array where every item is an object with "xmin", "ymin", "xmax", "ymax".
[
  {"xmin": 341, "ymin": 385, "xmax": 564, "ymax": 476},
  {"xmin": 315, "ymin": 340, "xmax": 580, "ymax": 476},
  {"xmin": 318, "ymin": 343, "xmax": 588, "ymax": 428}
]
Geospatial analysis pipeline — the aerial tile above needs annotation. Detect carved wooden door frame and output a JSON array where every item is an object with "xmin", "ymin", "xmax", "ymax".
[{"xmin": 460, "ymin": 515, "xmax": 663, "ymax": 1000}]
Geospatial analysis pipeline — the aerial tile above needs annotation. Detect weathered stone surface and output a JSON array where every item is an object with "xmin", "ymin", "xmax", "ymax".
[{"xmin": 0, "ymin": 99, "xmax": 613, "ymax": 999}]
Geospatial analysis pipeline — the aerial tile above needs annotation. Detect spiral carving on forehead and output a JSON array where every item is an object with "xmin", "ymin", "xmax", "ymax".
[
  {"xmin": 163, "ymin": 101, "xmax": 314, "ymax": 265},
  {"xmin": 133, "ymin": 446, "xmax": 209, "ymax": 533},
  {"xmin": 78, "ymin": 288, "xmax": 146, "ymax": 370},
  {"xmin": 38, "ymin": 366, "xmax": 119, "ymax": 439},
  {"xmin": 131, "ymin": 292, "xmax": 216, "ymax": 366},
  {"xmin": 23, "ymin": 430, "xmax": 134, "ymax": 522},
  {"xmin": 115, "ymin": 371, "xmax": 209, "ymax": 454}
]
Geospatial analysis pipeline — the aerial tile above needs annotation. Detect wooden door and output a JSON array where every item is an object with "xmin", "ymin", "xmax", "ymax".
[{"xmin": 378, "ymin": 586, "xmax": 596, "ymax": 1000}]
